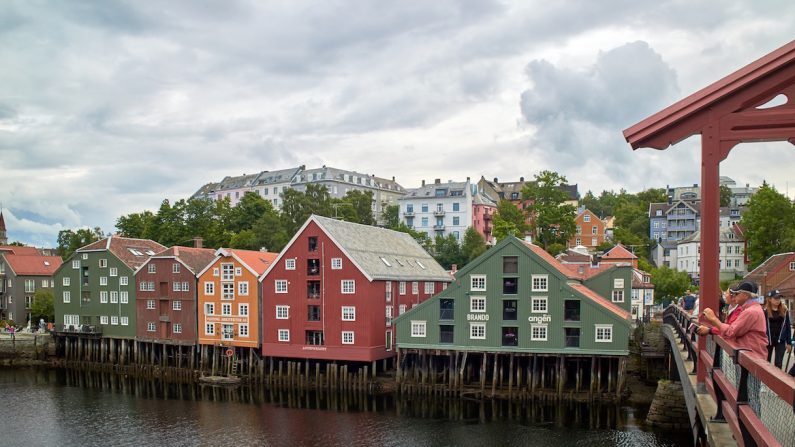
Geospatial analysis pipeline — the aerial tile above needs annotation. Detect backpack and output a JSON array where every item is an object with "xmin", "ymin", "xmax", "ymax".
[{"xmin": 683, "ymin": 295, "xmax": 696, "ymax": 311}]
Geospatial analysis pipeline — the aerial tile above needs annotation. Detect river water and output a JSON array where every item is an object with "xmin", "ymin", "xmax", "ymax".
[{"xmin": 0, "ymin": 368, "xmax": 690, "ymax": 446}]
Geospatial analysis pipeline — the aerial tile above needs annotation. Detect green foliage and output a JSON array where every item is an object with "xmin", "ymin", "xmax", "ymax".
[
  {"xmin": 433, "ymin": 234, "xmax": 465, "ymax": 270},
  {"xmin": 546, "ymin": 243, "xmax": 566, "ymax": 257},
  {"xmin": 522, "ymin": 170, "xmax": 576, "ymax": 249},
  {"xmin": 392, "ymin": 223, "xmax": 434, "ymax": 253},
  {"xmin": 650, "ymin": 265, "xmax": 691, "ymax": 304},
  {"xmin": 492, "ymin": 200, "xmax": 528, "ymax": 240},
  {"xmin": 338, "ymin": 190, "xmax": 375, "ymax": 225},
  {"xmin": 115, "ymin": 211, "xmax": 155, "ymax": 239},
  {"xmin": 382, "ymin": 204, "xmax": 400, "ymax": 229},
  {"xmin": 720, "ymin": 184, "xmax": 732, "ymax": 207},
  {"xmin": 741, "ymin": 182, "xmax": 795, "ymax": 269},
  {"xmin": 30, "ymin": 289, "xmax": 54, "ymax": 322},
  {"xmin": 461, "ymin": 227, "xmax": 487, "ymax": 264},
  {"xmin": 57, "ymin": 227, "xmax": 105, "ymax": 260},
  {"xmin": 281, "ymin": 184, "xmax": 333, "ymax": 235}
]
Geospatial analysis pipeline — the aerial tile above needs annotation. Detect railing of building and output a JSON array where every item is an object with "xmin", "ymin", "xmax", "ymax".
[{"xmin": 664, "ymin": 305, "xmax": 795, "ymax": 447}]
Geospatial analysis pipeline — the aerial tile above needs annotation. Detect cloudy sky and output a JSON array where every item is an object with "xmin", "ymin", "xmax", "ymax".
[{"xmin": 2, "ymin": 1, "xmax": 794, "ymax": 247}]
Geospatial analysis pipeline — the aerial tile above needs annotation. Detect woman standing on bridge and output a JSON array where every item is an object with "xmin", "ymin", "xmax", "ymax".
[
  {"xmin": 764, "ymin": 290, "xmax": 792, "ymax": 369},
  {"xmin": 696, "ymin": 282, "xmax": 768, "ymax": 359}
]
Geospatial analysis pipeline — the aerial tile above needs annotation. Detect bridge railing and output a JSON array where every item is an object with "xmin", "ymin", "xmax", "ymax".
[{"xmin": 663, "ymin": 304, "xmax": 795, "ymax": 447}]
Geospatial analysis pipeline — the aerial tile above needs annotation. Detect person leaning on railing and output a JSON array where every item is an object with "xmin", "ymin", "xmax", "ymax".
[
  {"xmin": 764, "ymin": 289, "xmax": 792, "ymax": 369},
  {"xmin": 695, "ymin": 281, "xmax": 768, "ymax": 360}
]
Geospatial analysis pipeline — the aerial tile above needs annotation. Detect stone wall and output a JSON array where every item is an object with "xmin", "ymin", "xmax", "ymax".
[
  {"xmin": 0, "ymin": 333, "xmax": 55, "ymax": 363},
  {"xmin": 646, "ymin": 380, "xmax": 689, "ymax": 430}
]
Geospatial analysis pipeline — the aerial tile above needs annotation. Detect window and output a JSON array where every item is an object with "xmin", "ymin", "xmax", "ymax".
[
  {"xmin": 148, "ymin": 281, "xmax": 154, "ymax": 291},
  {"xmin": 205, "ymin": 303, "xmax": 215, "ymax": 315},
  {"xmin": 591, "ymin": 237, "xmax": 597, "ymax": 246},
  {"xmin": 386, "ymin": 306, "xmax": 393, "ymax": 326},
  {"xmin": 306, "ymin": 330, "xmax": 324, "ymax": 345},
  {"xmin": 452, "ymin": 216, "xmax": 460, "ymax": 225},
  {"xmin": 120, "ymin": 276, "xmax": 128, "ymax": 286},
  {"xmin": 470, "ymin": 275, "xmax": 486, "ymax": 291},
  {"xmin": 63, "ymin": 277, "xmax": 70, "ymax": 286},
  {"xmin": 221, "ymin": 264, "xmax": 234, "ymax": 281},
  {"xmin": 276, "ymin": 305, "xmax": 289, "ymax": 319},
  {"xmin": 341, "ymin": 331, "xmax": 354, "ymax": 344},
  {"xmin": 470, "ymin": 296, "xmax": 486, "ymax": 312},
  {"xmin": 591, "ymin": 226, "xmax": 597, "ymax": 235},
  {"xmin": 385, "ymin": 281, "xmax": 392, "ymax": 302},
  {"xmin": 502, "ymin": 327, "xmax": 518, "ymax": 346},
  {"xmin": 238, "ymin": 281, "xmax": 249, "ymax": 296},
  {"xmin": 564, "ymin": 300, "xmax": 581, "ymax": 321},
  {"xmin": 532, "ymin": 275, "xmax": 548, "ymax": 292},
  {"xmin": 173, "ymin": 323, "xmax": 182, "ymax": 334},
  {"xmin": 147, "ymin": 322, "xmax": 156, "ymax": 332},
  {"xmin": 307, "ymin": 305, "xmax": 321, "ymax": 321},
  {"xmin": 576, "ymin": 225, "xmax": 582, "ymax": 235},
  {"xmin": 308, "ymin": 236, "xmax": 318, "ymax": 252},
  {"xmin": 41, "ymin": 279, "xmax": 48, "ymax": 288},
  {"xmin": 470, "ymin": 323, "xmax": 486, "ymax": 339},
  {"xmin": 239, "ymin": 324, "xmax": 249, "ymax": 337},
  {"xmin": 595, "ymin": 325, "xmax": 613, "ymax": 342},
  {"xmin": 25, "ymin": 280, "xmax": 35, "ymax": 293},
  {"xmin": 399, "ymin": 304, "xmax": 406, "ymax": 315},
  {"xmin": 146, "ymin": 299, "xmax": 155, "ymax": 309},
  {"xmin": 139, "ymin": 281, "xmax": 147, "ymax": 291},
  {"xmin": 399, "ymin": 281, "xmax": 406, "ymax": 295},
  {"xmin": 275, "ymin": 280, "xmax": 288, "ymax": 293},
  {"xmin": 331, "ymin": 258, "xmax": 342, "ymax": 269},
  {"xmin": 424, "ymin": 282, "xmax": 434, "ymax": 294},
  {"xmin": 278, "ymin": 329, "xmax": 290, "ymax": 342},
  {"xmin": 222, "ymin": 303, "xmax": 232, "ymax": 315},
  {"xmin": 503, "ymin": 256, "xmax": 518, "ymax": 273},
  {"xmin": 235, "ymin": 267, "xmax": 242, "ymax": 277},
  {"xmin": 99, "ymin": 276, "xmax": 107, "ymax": 286},
  {"xmin": 613, "ymin": 278, "xmax": 624, "ymax": 289},
  {"xmin": 120, "ymin": 292, "xmax": 128, "ymax": 303},
  {"xmin": 173, "ymin": 282, "xmax": 181, "ymax": 292},
  {"xmin": 531, "ymin": 325, "xmax": 548, "ymax": 341},
  {"xmin": 213, "ymin": 268, "xmax": 219, "ymax": 277},
  {"xmin": 205, "ymin": 282, "xmax": 215, "ymax": 295},
  {"xmin": 421, "ymin": 203, "xmax": 429, "ymax": 212},
  {"xmin": 222, "ymin": 283, "xmax": 234, "ymax": 300},
  {"xmin": 341, "ymin": 306, "xmax": 356, "ymax": 321},
  {"xmin": 421, "ymin": 217, "xmax": 429, "ymax": 227},
  {"xmin": 148, "ymin": 264, "xmax": 156, "ymax": 273},
  {"xmin": 100, "ymin": 291, "xmax": 108, "ymax": 303},
  {"xmin": 205, "ymin": 323, "xmax": 215, "ymax": 335},
  {"xmin": 411, "ymin": 321, "xmax": 427, "ymax": 337},
  {"xmin": 612, "ymin": 290, "xmax": 624, "ymax": 303},
  {"xmin": 453, "ymin": 202, "xmax": 460, "ymax": 212},
  {"xmin": 63, "ymin": 291, "xmax": 71, "ymax": 303},
  {"xmin": 173, "ymin": 300, "xmax": 182, "ymax": 311},
  {"xmin": 63, "ymin": 315, "xmax": 80, "ymax": 327},
  {"xmin": 100, "ymin": 316, "xmax": 108, "ymax": 325},
  {"xmin": 790, "ymin": 261, "xmax": 795, "ymax": 271},
  {"xmin": 503, "ymin": 300, "xmax": 517, "ymax": 320},
  {"xmin": 82, "ymin": 254, "xmax": 88, "ymax": 260},
  {"xmin": 285, "ymin": 259, "xmax": 296, "ymax": 270},
  {"xmin": 110, "ymin": 267, "xmax": 117, "ymax": 277},
  {"xmin": 503, "ymin": 277, "xmax": 518, "ymax": 294},
  {"xmin": 72, "ymin": 260, "xmax": 80, "ymax": 269},
  {"xmin": 239, "ymin": 304, "xmax": 248, "ymax": 316},
  {"xmin": 111, "ymin": 316, "xmax": 119, "ymax": 325},
  {"xmin": 583, "ymin": 214, "xmax": 590, "ymax": 222},
  {"xmin": 565, "ymin": 328, "xmax": 580, "ymax": 347},
  {"xmin": 181, "ymin": 281, "xmax": 189, "ymax": 291},
  {"xmin": 99, "ymin": 259, "xmax": 107, "ymax": 268},
  {"xmin": 576, "ymin": 238, "xmax": 581, "ymax": 246},
  {"xmin": 170, "ymin": 262, "xmax": 180, "ymax": 274},
  {"xmin": 341, "ymin": 280, "xmax": 355, "ymax": 294},
  {"xmin": 531, "ymin": 296, "xmax": 547, "ymax": 313}
]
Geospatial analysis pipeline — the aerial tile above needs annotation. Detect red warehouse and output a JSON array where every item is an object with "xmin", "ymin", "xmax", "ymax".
[{"xmin": 260, "ymin": 215, "xmax": 452, "ymax": 362}]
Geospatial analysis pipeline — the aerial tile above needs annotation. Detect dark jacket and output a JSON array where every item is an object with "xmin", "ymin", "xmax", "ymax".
[{"xmin": 766, "ymin": 310, "xmax": 792, "ymax": 345}]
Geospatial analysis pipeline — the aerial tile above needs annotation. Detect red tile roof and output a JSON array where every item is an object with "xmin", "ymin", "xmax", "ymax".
[
  {"xmin": 0, "ymin": 246, "xmax": 42, "ymax": 256},
  {"xmin": 79, "ymin": 236, "xmax": 167, "ymax": 270},
  {"xmin": 228, "ymin": 249, "xmax": 278, "ymax": 275},
  {"xmin": 569, "ymin": 283, "xmax": 630, "ymax": 320},
  {"xmin": 602, "ymin": 244, "xmax": 637, "ymax": 261},
  {"xmin": 153, "ymin": 246, "xmax": 217, "ymax": 274},
  {"xmin": 3, "ymin": 254, "xmax": 62, "ymax": 276},
  {"xmin": 521, "ymin": 241, "xmax": 580, "ymax": 279}
]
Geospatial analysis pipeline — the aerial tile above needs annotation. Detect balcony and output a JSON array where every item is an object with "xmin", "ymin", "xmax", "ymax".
[
  {"xmin": 404, "ymin": 211, "xmax": 415, "ymax": 217},
  {"xmin": 433, "ymin": 224, "xmax": 445, "ymax": 231},
  {"xmin": 433, "ymin": 210, "xmax": 445, "ymax": 217}
]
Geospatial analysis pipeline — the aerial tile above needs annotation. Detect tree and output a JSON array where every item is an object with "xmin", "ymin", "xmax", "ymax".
[
  {"xmin": 741, "ymin": 182, "xmax": 795, "ymax": 268},
  {"xmin": 492, "ymin": 200, "xmax": 528, "ymax": 240},
  {"xmin": 392, "ymin": 223, "xmax": 434, "ymax": 253},
  {"xmin": 433, "ymin": 234, "xmax": 464, "ymax": 270},
  {"xmin": 57, "ymin": 227, "xmax": 104, "ymax": 260},
  {"xmin": 382, "ymin": 204, "xmax": 400, "ymax": 229},
  {"xmin": 651, "ymin": 265, "xmax": 692, "ymax": 305},
  {"xmin": 281, "ymin": 184, "xmax": 333, "ymax": 235},
  {"xmin": 30, "ymin": 289, "xmax": 54, "ymax": 322},
  {"xmin": 251, "ymin": 201, "xmax": 290, "ymax": 253},
  {"xmin": 720, "ymin": 184, "xmax": 733, "ymax": 207},
  {"xmin": 522, "ymin": 170, "xmax": 576, "ymax": 249},
  {"xmin": 339, "ymin": 190, "xmax": 375, "ymax": 225},
  {"xmin": 115, "ymin": 210, "xmax": 155, "ymax": 239},
  {"xmin": 461, "ymin": 227, "xmax": 487, "ymax": 264},
  {"xmin": 228, "ymin": 192, "xmax": 271, "ymax": 233}
]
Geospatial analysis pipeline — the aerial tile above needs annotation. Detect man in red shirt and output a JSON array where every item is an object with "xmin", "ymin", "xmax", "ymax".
[{"xmin": 696, "ymin": 281, "xmax": 767, "ymax": 359}]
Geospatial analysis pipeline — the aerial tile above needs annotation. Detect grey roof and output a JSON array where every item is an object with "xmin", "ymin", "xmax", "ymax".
[
  {"xmin": 473, "ymin": 189, "xmax": 497, "ymax": 206},
  {"xmin": 648, "ymin": 202, "xmax": 669, "ymax": 217},
  {"xmin": 678, "ymin": 226, "xmax": 743, "ymax": 244},
  {"xmin": 254, "ymin": 167, "xmax": 303, "ymax": 186},
  {"xmin": 217, "ymin": 173, "xmax": 259, "ymax": 190},
  {"xmin": 496, "ymin": 180, "xmax": 578, "ymax": 201},
  {"xmin": 295, "ymin": 166, "xmax": 405, "ymax": 192},
  {"xmin": 400, "ymin": 181, "xmax": 469, "ymax": 200},
  {"xmin": 191, "ymin": 182, "xmax": 221, "ymax": 199},
  {"xmin": 312, "ymin": 215, "xmax": 451, "ymax": 282}
]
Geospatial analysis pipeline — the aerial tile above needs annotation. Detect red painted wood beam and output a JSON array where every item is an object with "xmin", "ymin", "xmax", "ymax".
[{"xmin": 739, "ymin": 405, "xmax": 783, "ymax": 447}]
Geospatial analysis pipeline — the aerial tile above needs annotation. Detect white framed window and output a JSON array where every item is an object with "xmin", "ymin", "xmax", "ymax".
[
  {"xmin": 411, "ymin": 281, "xmax": 418, "ymax": 294},
  {"xmin": 331, "ymin": 258, "xmax": 342, "ymax": 269},
  {"xmin": 63, "ymin": 314, "xmax": 80, "ymax": 326},
  {"xmin": 72, "ymin": 260, "xmax": 80, "ymax": 269},
  {"xmin": 278, "ymin": 329, "xmax": 290, "ymax": 342},
  {"xmin": 341, "ymin": 331, "xmax": 354, "ymax": 344},
  {"xmin": 591, "ymin": 237, "xmax": 597, "ymax": 246},
  {"xmin": 205, "ymin": 323, "xmax": 215, "ymax": 335},
  {"xmin": 613, "ymin": 278, "xmax": 624, "ymax": 289},
  {"xmin": 172, "ymin": 263, "xmax": 180, "ymax": 273},
  {"xmin": 99, "ymin": 276, "xmax": 107, "ymax": 286},
  {"xmin": 285, "ymin": 259, "xmax": 296, "ymax": 270},
  {"xmin": 341, "ymin": 280, "xmax": 355, "ymax": 294},
  {"xmin": 424, "ymin": 282, "xmax": 434, "ymax": 294},
  {"xmin": 386, "ymin": 306, "xmax": 393, "ymax": 326},
  {"xmin": 111, "ymin": 316, "xmax": 119, "ymax": 325},
  {"xmin": 595, "ymin": 325, "xmax": 613, "ymax": 342},
  {"xmin": 139, "ymin": 281, "xmax": 147, "ymax": 291},
  {"xmin": 213, "ymin": 267, "xmax": 220, "ymax": 277},
  {"xmin": 99, "ymin": 259, "xmax": 107, "ymax": 268},
  {"xmin": 470, "ymin": 296, "xmax": 486, "ymax": 312},
  {"xmin": 385, "ymin": 281, "xmax": 392, "ymax": 302},
  {"xmin": 63, "ymin": 291, "xmax": 71, "ymax": 303},
  {"xmin": 399, "ymin": 304, "xmax": 406, "ymax": 315},
  {"xmin": 147, "ymin": 322, "xmax": 156, "ymax": 332},
  {"xmin": 341, "ymin": 306, "xmax": 356, "ymax": 321},
  {"xmin": 205, "ymin": 303, "xmax": 215, "ymax": 315},
  {"xmin": 470, "ymin": 274, "xmax": 486, "ymax": 291},
  {"xmin": 399, "ymin": 281, "xmax": 406, "ymax": 295},
  {"xmin": 238, "ymin": 281, "xmax": 249, "ymax": 296},
  {"xmin": 173, "ymin": 323, "xmax": 182, "ymax": 334},
  {"xmin": 120, "ymin": 292, "xmax": 128, "ymax": 303},
  {"xmin": 100, "ymin": 316, "xmax": 108, "ymax": 325},
  {"xmin": 235, "ymin": 267, "xmax": 242, "ymax": 277},
  {"xmin": 789, "ymin": 261, "xmax": 795, "ymax": 271},
  {"xmin": 531, "ymin": 324, "xmax": 548, "ymax": 341},
  {"xmin": 222, "ymin": 283, "xmax": 234, "ymax": 300},
  {"xmin": 120, "ymin": 276, "xmax": 128, "ymax": 286},
  {"xmin": 583, "ymin": 214, "xmax": 590, "ymax": 222},
  {"xmin": 148, "ymin": 281, "xmax": 155, "ymax": 291},
  {"xmin": 276, "ymin": 305, "xmax": 289, "ymax": 319},
  {"xmin": 100, "ymin": 291, "xmax": 108, "ymax": 303},
  {"xmin": 221, "ymin": 263, "xmax": 234, "ymax": 281},
  {"xmin": 110, "ymin": 291, "xmax": 118, "ymax": 303},
  {"xmin": 239, "ymin": 324, "xmax": 249, "ymax": 337},
  {"xmin": 531, "ymin": 296, "xmax": 548, "ymax": 313},
  {"xmin": 63, "ymin": 277, "xmax": 70, "ymax": 286},
  {"xmin": 24, "ymin": 279, "xmax": 35, "ymax": 293},
  {"xmin": 275, "ymin": 280, "xmax": 288, "ymax": 293},
  {"xmin": 531, "ymin": 275, "xmax": 548, "ymax": 292},
  {"xmin": 110, "ymin": 267, "xmax": 117, "ymax": 277},
  {"xmin": 173, "ymin": 282, "xmax": 181, "ymax": 292},
  {"xmin": 82, "ymin": 253, "xmax": 88, "ymax": 260},
  {"xmin": 612, "ymin": 290, "xmax": 624, "ymax": 303},
  {"xmin": 239, "ymin": 304, "xmax": 248, "ymax": 316},
  {"xmin": 410, "ymin": 321, "xmax": 427, "ymax": 337},
  {"xmin": 173, "ymin": 300, "xmax": 182, "ymax": 311},
  {"xmin": 148, "ymin": 264, "xmax": 156, "ymax": 273},
  {"xmin": 39, "ymin": 279, "xmax": 48, "ymax": 288},
  {"xmin": 470, "ymin": 323, "xmax": 486, "ymax": 339},
  {"xmin": 222, "ymin": 303, "xmax": 232, "ymax": 315},
  {"xmin": 121, "ymin": 315, "xmax": 128, "ymax": 325},
  {"xmin": 204, "ymin": 282, "xmax": 215, "ymax": 295},
  {"xmin": 181, "ymin": 281, "xmax": 189, "ymax": 291},
  {"xmin": 146, "ymin": 299, "xmax": 155, "ymax": 309}
]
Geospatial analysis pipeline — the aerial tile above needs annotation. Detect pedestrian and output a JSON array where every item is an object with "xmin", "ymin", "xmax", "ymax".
[
  {"xmin": 764, "ymin": 290, "xmax": 792, "ymax": 369},
  {"xmin": 682, "ymin": 289, "xmax": 697, "ymax": 314},
  {"xmin": 696, "ymin": 281, "xmax": 768, "ymax": 359},
  {"xmin": 722, "ymin": 284, "xmax": 743, "ymax": 324}
]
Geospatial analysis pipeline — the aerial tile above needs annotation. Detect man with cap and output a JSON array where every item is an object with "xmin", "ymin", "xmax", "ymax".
[{"xmin": 696, "ymin": 281, "xmax": 768, "ymax": 359}]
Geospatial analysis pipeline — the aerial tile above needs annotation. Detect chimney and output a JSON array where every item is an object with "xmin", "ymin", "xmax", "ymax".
[
  {"xmin": 451, "ymin": 264, "xmax": 458, "ymax": 273},
  {"xmin": 422, "ymin": 180, "xmax": 425, "ymax": 187},
  {"xmin": 193, "ymin": 237, "xmax": 203, "ymax": 248},
  {"xmin": 392, "ymin": 176, "xmax": 395, "ymax": 181},
  {"xmin": 466, "ymin": 176, "xmax": 470, "ymax": 182},
  {"xmin": 493, "ymin": 177, "xmax": 498, "ymax": 183},
  {"xmin": 435, "ymin": 178, "xmax": 441, "ymax": 184},
  {"xmin": 520, "ymin": 176, "xmax": 524, "ymax": 182}
]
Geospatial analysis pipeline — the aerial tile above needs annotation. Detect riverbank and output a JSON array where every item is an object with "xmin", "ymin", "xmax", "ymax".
[{"xmin": 0, "ymin": 332, "xmax": 56, "ymax": 365}]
